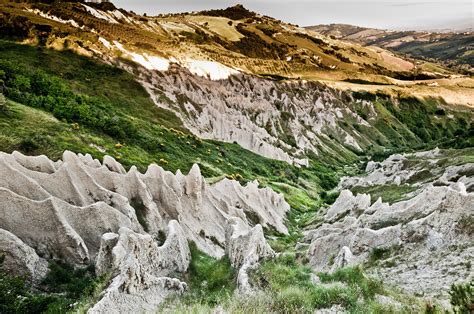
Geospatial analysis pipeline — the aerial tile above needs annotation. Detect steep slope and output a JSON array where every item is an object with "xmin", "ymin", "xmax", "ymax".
[
  {"xmin": 304, "ymin": 148, "xmax": 473, "ymax": 306},
  {"xmin": 1, "ymin": 1, "xmax": 472, "ymax": 167}
]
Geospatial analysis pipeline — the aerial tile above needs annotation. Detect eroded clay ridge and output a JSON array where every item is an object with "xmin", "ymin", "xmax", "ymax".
[
  {"xmin": 304, "ymin": 149, "xmax": 473, "ymax": 304},
  {"xmin": 0, "ymin": 150, "xmax": 289, "ymax": 312},
  {"xmin": 139, "ymin": 67, "xmax": 366, "ymax": 166}
]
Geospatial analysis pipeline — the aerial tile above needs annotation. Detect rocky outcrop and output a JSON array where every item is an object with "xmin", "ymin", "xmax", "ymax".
[
  {"xmin": 0, "ymin": 228, "xmax": 48, "ymax": 283},
  {"xmin": 137, "ymin": 66, "xmax": 371, "ymax": 166},
  {"xmin": 324, "ymin": 190, "xmax": 371, "ymax": 222},
  {"xmin": 90, "ymin": 223, "xmax": 190, "ymax": 313},
  {"xmin": 339, "ymin": 147, "xmax": 462, "ymax": 190},
  {"xmin": 0, "ymin": 150, "xmax": 290, "ymax": 311},
  {"xmin": 225, "ymin": 218, "xmax": 276, "ymax": 293},
  {"xmin": 304, "ymin": 151, "xmax": 474, "ymax": 301},
  {"xmin": 0, "ymin": 150, "xmax": 289, "ymax": 257},
  {"xmin": 339, "ymin": 153, "xmax": 411, "ymax": 188}
]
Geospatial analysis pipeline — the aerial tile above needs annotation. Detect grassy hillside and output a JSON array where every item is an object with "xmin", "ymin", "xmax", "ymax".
[
  {"xmin": 0, "ymin": 40, "xmax": 351, "ymax": 219},
  {"xmin": 307, "ymin": 24, "xmax": 473, "ymax": 72}
]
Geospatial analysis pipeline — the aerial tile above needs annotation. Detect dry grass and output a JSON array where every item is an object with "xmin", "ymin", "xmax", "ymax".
[{"xmin": 1, "ymin": 0, "xmax": 458, "ymax": 87}]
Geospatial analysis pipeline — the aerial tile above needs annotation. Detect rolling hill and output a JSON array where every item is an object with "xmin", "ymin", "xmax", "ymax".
[{"xmin": 307, "ymin": 23, "xmax": 474, "ymax": 72}]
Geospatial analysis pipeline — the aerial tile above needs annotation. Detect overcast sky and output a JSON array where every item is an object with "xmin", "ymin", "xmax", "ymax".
[{"xmin": 113, "ymin": 0, "xmax": 473, "ymax": 30}]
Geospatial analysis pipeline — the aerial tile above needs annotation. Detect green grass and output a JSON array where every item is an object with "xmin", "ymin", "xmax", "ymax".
[
  {"xmin": 163, "ymin": 253, "xmax": 418, "ymax": 313},
  {"xmin": 174, "ymin": 242, "xmax": 237, "ymax": 306},
  {"xmin": 351, "ymin": 184, "xmax": 418, "ymax": 204},
  {"xmin": 350, "ymin": 93, "xmax": 473, "ymax": 154},
  {"xmin": 318, "ymin": 266, "xmax": 384, "ymax": 300},
  {"xmin": 435, "ymin": 148, "xmax": 474, "ymax": 168},
  {"xmin": 449, "ymin": 280, "xmax": 473, "ymax": 314},
  {"xmin": 250, "ymin": 256, "xmax": 386, "ymax": 312},
  {"xmin": 365, "ymin": 246, "xmax": 399, "ymax": 268}
]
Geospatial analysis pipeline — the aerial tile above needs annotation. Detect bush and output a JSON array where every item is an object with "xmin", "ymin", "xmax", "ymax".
[
  {"xmin": 353, "ymin": 91, "xmax": 376, "ymax": 102},
  {"xmin": 201, "ymin": 4, "xmax": 256, "ymax": 20},
  {"xmin": 449, "ymin": 281, "xmax": 473, "ymax": 313},
  {"xmin": 0, "ymin": 60, "xmax": 138, "ymax": 141},
  {"xmin": 0, "ymin": 256, "xmax": 71, "ymax": 313},
  {"xmin": 318, "ymin": 266, "xmax": 383, "ymax": 300},
  {"xmin": 0, "ymin": 93, "xmax": 7, "ymax": 112},
  {"xmin": 273, "ymin": 286, "xmax": 313, "ymax": 312},
  {"xmin": 41, "ymin": 262, "xmax": 96, "ymax": 299},
  {"xmin": 19, "ymin": 136, "xmax": 40, "ymax": 153},
  {"xmin": 321, "ymin": 191, "xmax": 339, "ymax": 205}
]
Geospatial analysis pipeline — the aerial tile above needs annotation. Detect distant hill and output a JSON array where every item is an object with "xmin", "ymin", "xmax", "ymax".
[
  {"xmin": 0, "ymin": 2, "xmax": 458, "ymax": 81},
  {"xmin": 307, "ymin": 24, "xmax": 473, "ymax": 72}
]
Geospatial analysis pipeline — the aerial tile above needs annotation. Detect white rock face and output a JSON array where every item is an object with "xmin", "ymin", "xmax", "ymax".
[
  {"xmin": 304, "ymin": 152, "xmax": 474, "ymax": 302},
  {"xmin": 113, "ymin": 41, "xmax": 170, "ymax": 71},
  {"xmin": 26, "ymin": 8, "xmax": 82, "ymax": 28},
  {"xmin": 324, "ymin": 190, "xmax": 371, "ymax": 222},
  {"xmin": 225, "ymin": 218, "xmax": 276, "ymax": 293},
  {"xmin": 134, "ymin": 65, "xmax": 371, "ymax": 166},
  {"xmin": 81, "ymin": 4, "xmax": 119, "ymax": 24},
  {"xmin": 90, "ymin": 223, "xmax": 190, "ymax": 313},
  {"xmin": 183, "ymin": 59, "xmax": 240, "ymax": 81},
  {"xmin": 0, "ymin": 151, "xmax": 290, "ymax": 312},
  {"xmin": 339, "ymin": 154, "xmax": 410, "ymax": 189},
  {"xmin": 0, "ymin": 229, "xmax": 48, "ymax": 283}
]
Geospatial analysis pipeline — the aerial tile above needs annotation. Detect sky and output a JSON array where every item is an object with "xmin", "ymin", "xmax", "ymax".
[{"xmin": 113, "ymin": 0, "xmax": 473, "ymax": 31}]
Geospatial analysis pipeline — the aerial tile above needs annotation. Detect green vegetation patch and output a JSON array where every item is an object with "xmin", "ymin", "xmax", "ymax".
[
  {"xmin": 449, "ymin": 280, "xmax": 473, "ymax": 314},
  {"xmin": 0, "ymin": 256, "xmax": 105, "ymax": 314},
  {"xmin": 179, "ymin": 242, "xmax": 236, "ymax": 305},
  {"xmin": 164, "ymin": 254, "xmax": 411, "ymax": 313},
  {"xmin": 351, "ymin": 184, "xmax": 418, "ymax": 204}
]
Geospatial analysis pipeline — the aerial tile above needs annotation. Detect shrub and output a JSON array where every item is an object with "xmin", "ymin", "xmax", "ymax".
[
  {"xmin": 353, "ymin": 91, "xmax": 376, "ymax": 102},
  {"xmin": 318, "ymin": 266, "xmax": 383, "ymax": 300},
  {"xmin": 0, "ymin": 256, "xmax": 97, "ymax": 313},
  {"xmin": 201, "ymin": 4, "xmax": 256, "ymax": 20},
  {"xmin": 19, "ymin": 136, "xmax": 40, "ymax": 153},
  {"xmin": 0, "ymin": 93, "xmax": 7, "ymax": 112},
  {"xmin": 321, "ymin": 190, "xmax": 340, "ymax": 205},
  {"xmin": 251, "ymin": 253, "xmax": 312, "ymax": 291},
  {"xmin": 273, "ymin": 286, "xmax": 313, "ymax": 312},
  {"xmin": 449, "ymin": 281, "xmax": 473, "ymax": 313},
  {"xmin": 0, "ymin": 60, "xmax": 139, "ymax": 141},
  {"xmin": 41, "ymin": 262, "xmax": 95, "ymax": 299}
]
